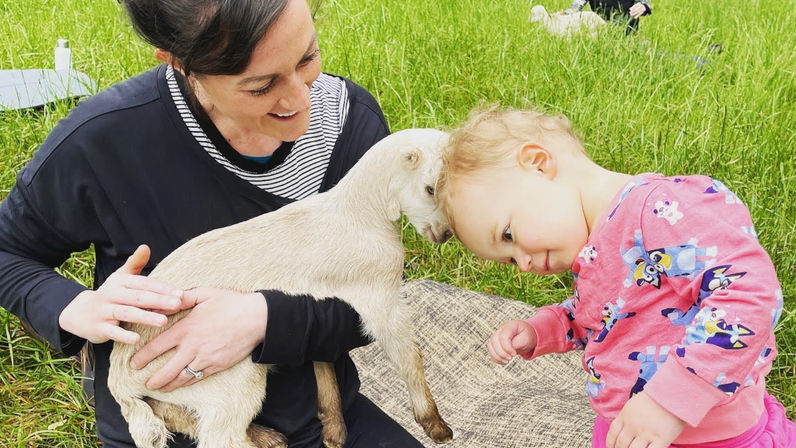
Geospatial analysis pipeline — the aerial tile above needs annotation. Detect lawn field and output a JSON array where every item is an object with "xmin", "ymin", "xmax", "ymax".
[{"xmin": 1, "ymin": 0, "xmax": 793, "ymax": 445}]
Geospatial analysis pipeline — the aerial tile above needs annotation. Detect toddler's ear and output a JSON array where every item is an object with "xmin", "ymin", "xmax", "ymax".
[{"xmin": 518, "ymin": 144, "xmax": 556, "ymax": 177}]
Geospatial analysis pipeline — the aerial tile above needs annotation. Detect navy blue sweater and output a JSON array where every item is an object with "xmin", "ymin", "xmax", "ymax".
[{"xmin": 0, "ymin": 64, "xmax": 389, "ymax": 446}]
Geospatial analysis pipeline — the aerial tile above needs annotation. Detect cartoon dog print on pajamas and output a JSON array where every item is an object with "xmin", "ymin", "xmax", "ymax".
[
  {"xmin": 680, "ymin": 307, "xmax": 755, "ymax": 352},
  {"xmin": 607, "ymin": 179, "xmax": 648, "ymax": 220},
  {"xmin": 585, "ymin": 356, "xmax": 605, "ymax": 399},
  {"xmin": 661, "ymin": 265, "xmax": 746, "ymax": 326},
  {"xmin": 558, "ymin": 297, "xmax": 593, "ymax": 350},
  {"xmin": 705, "ymin": 178, "xmax": 741, "ymax": 204},
  {"xmin": 628, "ymin": 346, "xmax": 670, "ymax": 397},
  {"xmin": 594, "ymin": 297, "xmax": 636, "ymax": 343},
  {"xmin": 621, "ymin": 230, "xmax": 717, "ymax": 288}
]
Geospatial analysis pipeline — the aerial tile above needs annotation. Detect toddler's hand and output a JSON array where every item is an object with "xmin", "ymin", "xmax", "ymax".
[
  {"xmin": 488, "ymin": 319, "xmax": 537, "ymax": 365},
  {"xmin": 606, "ymin": 391, "xmax": 685, "ymax": 448}
]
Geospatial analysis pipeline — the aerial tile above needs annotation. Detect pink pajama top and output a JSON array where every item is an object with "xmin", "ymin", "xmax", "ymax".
[{"xmin": 524, "ymin": 173, "xmax": 784, "ymax": 444}]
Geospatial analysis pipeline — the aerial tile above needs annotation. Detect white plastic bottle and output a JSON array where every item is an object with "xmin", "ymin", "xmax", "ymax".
[{"xmin": 54, "ymin": 38, "xmax": 72, "ymax": 71}]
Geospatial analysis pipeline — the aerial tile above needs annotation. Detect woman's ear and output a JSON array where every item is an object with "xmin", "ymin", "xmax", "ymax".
[
  {"xmin": 518, "ymin": 143, "xmax": 557, "ymax": 178},
  {"xmin": 154, "ymin": 49, "xmax": 182, "ymax": 71}
]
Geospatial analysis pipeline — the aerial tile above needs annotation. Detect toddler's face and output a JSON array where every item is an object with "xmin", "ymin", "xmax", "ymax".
[{"xmin": 447, "ymin": 164, "xmax": 589, "ymax": 274}]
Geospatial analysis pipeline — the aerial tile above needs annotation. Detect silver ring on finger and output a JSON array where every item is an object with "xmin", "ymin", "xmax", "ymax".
[{"xmin": 184, "ymin": 365, "xmax": 204, "ymax": 380}]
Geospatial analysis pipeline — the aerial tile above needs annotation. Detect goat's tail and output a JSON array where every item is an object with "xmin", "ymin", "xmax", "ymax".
[{"xmin": 116, "ymin": 394, "xmax": 171, "ymax": 448}]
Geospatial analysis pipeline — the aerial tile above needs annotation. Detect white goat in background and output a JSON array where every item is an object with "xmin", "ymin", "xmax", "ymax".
[{"xmin": 530, "ymin": 4, "xmax": 606, "ymax": 38}]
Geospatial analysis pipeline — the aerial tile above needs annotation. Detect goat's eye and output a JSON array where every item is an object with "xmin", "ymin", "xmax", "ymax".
[
  {"xmin": 425, "ymin": 185, "xmax": 435, "ymax": 196},
  {"xmin": 502, "ymin": 226, "xmax": 513, "ymax": 242}
]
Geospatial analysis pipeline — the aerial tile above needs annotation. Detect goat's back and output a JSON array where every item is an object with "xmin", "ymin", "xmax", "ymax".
[{"xmin": 110, "ymin": 190, "xmax": 404, "ymax": 394}]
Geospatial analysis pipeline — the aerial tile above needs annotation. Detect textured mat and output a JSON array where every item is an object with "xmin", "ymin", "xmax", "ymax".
[{"xmin": 351, "ymin": 280, "xmax": 594, "ymax": 448}]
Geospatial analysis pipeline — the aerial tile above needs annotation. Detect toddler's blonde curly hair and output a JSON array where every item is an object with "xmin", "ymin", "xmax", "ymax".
[{"xmin": 437, "ymin": 106, "xmax": 585, "ymax": 232}]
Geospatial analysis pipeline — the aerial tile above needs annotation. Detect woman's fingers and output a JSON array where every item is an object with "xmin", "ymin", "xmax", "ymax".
[
  {"xmin": 144, "ymin": 347, "xmax": 195, "ymax": 390},
  {"xmin": 118, "ymin": 274, "xmax": 183, "ymax": 299},
  {"xmin": 118, "ymin": 244, "xmax": 151, "ymax": 275},
  {"xmin": 179, "ymin": 287, "xmax": 221, "ymax": 309},
  {"xmin": 108, "ymin": 304, "xmax": 168, "ymax": 327},
  {"xmin": 160, "ymin": 364, "xmax": 212, "ymax": 392},
  {"xmin": 108, "ymin": 285, "xmax": 181, "ymax": 312},
  {"xmin": 159, "ymin": 366, "xmax": 196, "ymax": 392},
  {"xmin": 109, "ymin": 245, "xmax": 183, "ymax": 311},
  {"xmin": 130, "ymin": 324, "xmax": 182, "ymax": 371},
  {"xmin": 100, "ymin": 322, "xmax": 140, "ymax": 345}
]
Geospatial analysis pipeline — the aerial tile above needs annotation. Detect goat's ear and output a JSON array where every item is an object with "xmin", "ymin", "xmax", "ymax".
[{"xmin": 402, "ymin": 148, "xmax": 421, "ymax": 169}]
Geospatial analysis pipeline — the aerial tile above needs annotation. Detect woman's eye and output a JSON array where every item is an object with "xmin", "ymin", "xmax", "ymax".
[
  {"xmin": 502, "ymin": 227, "xmax": 513, "ymax": 242},
  {"xmin": 425, "ymin": 185, "xmax": 435, "ymax": 196},
  {"xmin": 249, "ymin": 84, "xmax": 273, "ymax": 96},
  {"xmin": 299, "ymin": 49, "xmax": 321, "ymax": 67}
]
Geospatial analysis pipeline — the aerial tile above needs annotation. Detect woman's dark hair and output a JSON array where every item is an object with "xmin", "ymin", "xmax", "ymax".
[{"xmin": 120, "ymin": 0, "xmax": 290, "ymax": 76}]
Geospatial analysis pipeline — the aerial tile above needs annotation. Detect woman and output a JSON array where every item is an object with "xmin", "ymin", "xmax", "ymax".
[
  {"xmin": 0, "ymin": 0, "xmax": 423, "ymax": 446},
  {"xmin": 564, "ymin": 0, "xmax": 651, "ymax": 34}
]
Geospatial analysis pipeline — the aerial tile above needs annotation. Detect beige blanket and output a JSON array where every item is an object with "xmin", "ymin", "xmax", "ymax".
[{"xmin": 351, "ymin": 279, "xmax": 594, "ymax": 448}]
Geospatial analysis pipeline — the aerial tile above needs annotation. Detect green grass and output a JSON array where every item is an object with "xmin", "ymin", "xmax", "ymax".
[{"xmin": 1, "ymin": 0, "xmax": 794, "ymax": 445}]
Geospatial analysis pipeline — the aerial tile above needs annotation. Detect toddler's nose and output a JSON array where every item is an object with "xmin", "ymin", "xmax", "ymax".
[{"xmin": 515, "ymin": 253, "xmax": 533, "ymax": 272}]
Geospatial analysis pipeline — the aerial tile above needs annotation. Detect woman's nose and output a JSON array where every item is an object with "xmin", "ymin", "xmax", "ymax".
[{"xmin": 278, "ymin": 72, "xmax": 311, "ymax": 111}]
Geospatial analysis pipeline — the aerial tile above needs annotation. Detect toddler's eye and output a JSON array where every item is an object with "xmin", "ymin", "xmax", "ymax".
[{"xmin": 502, "ymin": 226, "xmax": 513, "ymax": 242}]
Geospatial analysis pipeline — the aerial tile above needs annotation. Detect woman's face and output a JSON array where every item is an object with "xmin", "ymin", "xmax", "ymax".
[{"xmin": 192, "ymin": 0, "xmax": 321, "ymax": 142}]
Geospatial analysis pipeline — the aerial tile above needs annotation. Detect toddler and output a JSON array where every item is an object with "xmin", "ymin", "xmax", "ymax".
[{"xmin": 437, "ymin": 107, "xmax": 796, "ymax": 447}]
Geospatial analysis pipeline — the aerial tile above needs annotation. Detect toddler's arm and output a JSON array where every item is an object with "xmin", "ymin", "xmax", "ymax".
[
  {"xmin": 517, "ymin": 296, "xmax": 591, "ymax": 360},
  {"xmin": 637, "ymin": 180, "xmax": 781, "ymax": 428}
]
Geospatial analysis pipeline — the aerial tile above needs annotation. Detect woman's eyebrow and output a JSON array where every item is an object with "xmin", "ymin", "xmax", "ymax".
[
  {"xmin": 237, "ymin": 73, "xmax": 276, "ymax": 87},
  {"xmin": 305, "ymin": 33, "xmax": 318, "ymax": 53},
  {"xmin": 236, "ymin": 33, "xmax": 319, "ymax": 87}
]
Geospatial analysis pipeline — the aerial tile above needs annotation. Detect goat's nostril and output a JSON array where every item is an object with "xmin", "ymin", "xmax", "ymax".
[{"xmin": 442, "ymin": 230, "xmax": 453, "ymax": 241}]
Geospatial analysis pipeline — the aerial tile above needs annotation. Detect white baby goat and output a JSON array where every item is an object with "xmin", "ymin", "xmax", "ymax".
[
  {"xmin": 108, "ymin": 129, "xmax": 454, "ymax": 448},
  {"xmin": 529, "ymin": 4, "xmax": 605, "ymax": 38}
]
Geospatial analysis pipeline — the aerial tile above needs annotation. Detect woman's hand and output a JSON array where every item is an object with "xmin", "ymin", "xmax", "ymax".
[
  {"xmin": 58, "ymin": 245, "xmax": 183, "ymax": 345},
  {"xmin": 606, "ymin": 391, "xmax": 685, "ymax": 448},
  {"xmin": 488, "ymin": 319, "xmax": 538, "ymax": 364},
  {"xmin": 629, "ymin": 3, "xmax": 647, "ymax": 18},
  {"xmin": 130, "ymin": 287, "xmax": 268, "ymax": 391}
]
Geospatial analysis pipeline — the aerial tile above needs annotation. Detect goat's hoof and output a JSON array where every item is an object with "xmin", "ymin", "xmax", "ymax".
[
  {"xmin": 423, "ymin": 418, "xmax": 453, "ymax": 444},
  {"xmin": 247, "ymin": 424, "xmax": 288, "ymax": 448},
  {"xmin": 321, "ymin": 422, "xmax": 347, "ymax": 448}
]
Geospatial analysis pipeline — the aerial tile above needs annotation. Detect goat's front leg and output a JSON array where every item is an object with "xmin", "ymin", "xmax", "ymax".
[
  {"xmin": 314, "ymin": 361, "xmax": 347, "ymax": 448},
  {"xmin": 362, "ymin": 303, "xmax": 453, "ymax": 444}
]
